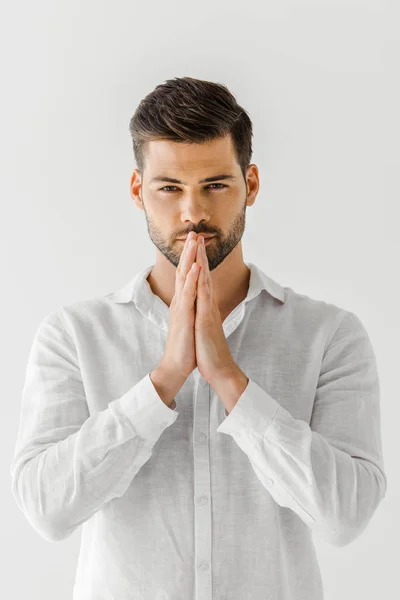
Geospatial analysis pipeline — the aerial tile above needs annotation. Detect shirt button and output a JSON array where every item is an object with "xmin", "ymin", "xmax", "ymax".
[
  {"xmin": 267, "ymin": 477, "xmax": 274, "ymax": 486},
  {"xmin": 197, "ymin": 495, "xmax": 208, "ymax": 505},
  {"xmin": 199, "ymin": 561, "xmax": 209, "ymax": 570},
  {"xmin": 200, "ymin": 378, "xmax": 208, "ymax": 387},
  {"xmin": 198, "ymin": 433, "xmax": 206, "ymax": 442}
]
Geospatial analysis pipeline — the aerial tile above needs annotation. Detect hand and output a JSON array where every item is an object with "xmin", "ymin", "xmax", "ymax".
[
  {"xmin": 159, "ymin": 231, "xmax": 201, "ymax": 380},
  {"xmin": 193, "ymin": 235, "xmax": 237, "ymax": 385}
]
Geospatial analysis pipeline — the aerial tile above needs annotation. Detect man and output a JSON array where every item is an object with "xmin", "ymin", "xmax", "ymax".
[{"xmin": 10, "ymin": 76, "xmax": 387, "ymax": 600}]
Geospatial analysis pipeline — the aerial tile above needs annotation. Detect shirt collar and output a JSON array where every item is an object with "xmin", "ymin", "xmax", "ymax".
[{"xmin": 108, "ymin": 261, "xmax": 286, "ymax": 307}]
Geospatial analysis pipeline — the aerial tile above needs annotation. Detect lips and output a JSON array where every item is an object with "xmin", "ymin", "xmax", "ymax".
[{"xmin": 177, "ymin": 235, "xmax": 215, "ymax": 241}]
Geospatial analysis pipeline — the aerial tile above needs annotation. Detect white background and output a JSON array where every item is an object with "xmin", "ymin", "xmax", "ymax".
[{"xmin": 2, "ymin": 1, "xmax": 398, "ymax": 598}]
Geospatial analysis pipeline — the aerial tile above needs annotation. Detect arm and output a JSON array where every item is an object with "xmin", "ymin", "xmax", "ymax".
[
  {"xmin": 150, "ymin": 364, "xmax": 185, "ymax": 409},
  {"xmin": 216, "ymin": 310, "xmax": 387, "ymax": 547},
  {"xmin": 10, "ymin": 310, "xmax": 182, "ymax": 542}
]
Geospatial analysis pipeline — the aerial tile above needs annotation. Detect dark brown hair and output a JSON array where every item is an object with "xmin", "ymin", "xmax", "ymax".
[{"xmin": 128, "ymin": 76, "xmax": 253, "ymax": 182}]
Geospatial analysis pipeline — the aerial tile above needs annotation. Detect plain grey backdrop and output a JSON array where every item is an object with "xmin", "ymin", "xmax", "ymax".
[{"xmin": 2, "ymin": 0, "xmax": 398, "ymax": 598}]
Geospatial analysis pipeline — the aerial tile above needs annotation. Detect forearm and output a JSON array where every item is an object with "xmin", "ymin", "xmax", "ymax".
[
  {"xmin": 210, "ymin": 366, "xmax": 249, "ymax": 415},
  {"xmin": 150, "ymin": 364, "xmax": 187, "ymax": 409}
]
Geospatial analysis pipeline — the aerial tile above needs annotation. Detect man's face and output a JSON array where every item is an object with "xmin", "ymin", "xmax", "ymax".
[{"xmin": 132, "ymin": 134, "xmax": 253, "ymax": 272}]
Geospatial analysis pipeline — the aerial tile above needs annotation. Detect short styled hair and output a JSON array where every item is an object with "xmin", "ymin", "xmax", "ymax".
[{"xmin": 128, "ymin": 76, "xmax": 253, "ymax": 181}]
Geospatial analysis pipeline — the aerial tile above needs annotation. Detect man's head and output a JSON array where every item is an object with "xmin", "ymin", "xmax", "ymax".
[{"xmin": 128, "ymin": 77, "xmax": 259, "ymax": 272}]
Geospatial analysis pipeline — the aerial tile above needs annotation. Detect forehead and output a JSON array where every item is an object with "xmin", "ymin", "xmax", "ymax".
[{"xmin": 145, "ymin": 135, "xmax": 237, "ymax": 172}]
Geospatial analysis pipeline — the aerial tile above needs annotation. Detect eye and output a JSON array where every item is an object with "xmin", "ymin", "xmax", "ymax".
[
  {"xmin": 207, "ymin": 183, "xmax": 227, "ymax": 190},
  {"xmin": 159, "ymin": 183, "xmax": 227, "ymax": 193}
]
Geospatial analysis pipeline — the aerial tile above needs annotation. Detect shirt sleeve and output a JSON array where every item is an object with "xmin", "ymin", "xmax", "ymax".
[
  {"xmin": 216, "ymin": 310, "xmax": 387, "ymax": 547},
  {"xmin": 10, "ymin": 310, "xmax": 179, "ymax": 543}
]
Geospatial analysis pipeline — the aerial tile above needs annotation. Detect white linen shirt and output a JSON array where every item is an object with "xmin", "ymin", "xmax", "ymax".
[{"xmin": 10, "ymin": 261, "xmax": 387, "ymax": 600}]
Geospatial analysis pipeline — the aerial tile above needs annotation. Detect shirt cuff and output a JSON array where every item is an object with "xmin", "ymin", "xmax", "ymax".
[
  {"xmin": 216, "ymin": 377, "xmax": 280, "ymax": 437},
  {"xmin": 109, "ymin": 372, "xmax": 179, "ymax": 445}
]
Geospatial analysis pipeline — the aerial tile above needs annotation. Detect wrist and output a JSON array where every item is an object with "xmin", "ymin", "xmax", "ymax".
[{"xmin": 150, "ymin": 364, "xmax": 186, "ymax": 408}]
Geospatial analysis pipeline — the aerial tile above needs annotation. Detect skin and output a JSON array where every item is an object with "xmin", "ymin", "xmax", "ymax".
[{"xmin": 129, "ymin": 134, "xmax": 260, "ymax": 322}]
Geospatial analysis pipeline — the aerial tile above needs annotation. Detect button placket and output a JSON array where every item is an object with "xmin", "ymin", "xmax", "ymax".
[{"xmin": 193, "ymin": 376, "xmax": 212, "ymax": 598}]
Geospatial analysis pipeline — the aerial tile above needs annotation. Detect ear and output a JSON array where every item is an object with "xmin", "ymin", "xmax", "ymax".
[{"xmin": 130, "ymin": 169, "xmax": 144, "ymax": 211}]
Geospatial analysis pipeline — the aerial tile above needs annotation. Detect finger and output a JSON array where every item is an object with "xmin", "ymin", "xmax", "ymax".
[
  {"xmin": 196, "ymin": 238, "xmax": 210, "ymax": 296},
  {"xmin": 181, "ymin": 240, "xmax": 200, "ymax": 302},
  {"xmin": 176, "ymin": 233, "xmax": 196, "ymax": 295},
  {"xmin": 182, "ymin": 261, "xmax": 200, "ymax": 306},
  {"xmin": 194, "ymin": 242, "xmax": 204, "ymax": 294}
]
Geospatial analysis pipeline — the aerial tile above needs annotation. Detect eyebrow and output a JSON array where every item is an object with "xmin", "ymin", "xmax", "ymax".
[{"xmin": 149, "ymin": 174, "xmax": 237, "ymax": 185}]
